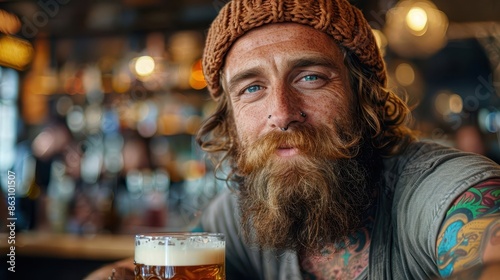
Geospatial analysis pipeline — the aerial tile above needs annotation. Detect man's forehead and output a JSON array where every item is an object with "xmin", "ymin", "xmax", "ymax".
[
  {"xmin": 227, "ymin": 23, "xmax": 339, "ymax": 53},
  {"xmin": 223, "ymin": 23, "xmax": 345, "ymax": 74}
]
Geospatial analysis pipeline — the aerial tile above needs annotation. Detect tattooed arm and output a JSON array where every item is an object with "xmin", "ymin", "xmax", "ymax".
[{"xmin": 436, "ymin": 179, "xmax": 500, "ymax": 279}]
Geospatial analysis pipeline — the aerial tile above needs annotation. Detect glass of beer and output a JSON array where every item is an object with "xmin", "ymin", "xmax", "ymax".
[{"xmin": 134, "ymin": 232, "xmax": 225, "ymax": 280}]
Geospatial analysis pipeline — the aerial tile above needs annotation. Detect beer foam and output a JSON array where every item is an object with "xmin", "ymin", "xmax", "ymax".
[{"xmin": 135, "ymin": 240, "xmax": 225, "ymax": 266}]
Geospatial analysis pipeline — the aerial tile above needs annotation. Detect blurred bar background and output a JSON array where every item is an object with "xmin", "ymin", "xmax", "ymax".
[{"xmin": 0, "ymin": 0, "xmax": 499, "ymax": 279}]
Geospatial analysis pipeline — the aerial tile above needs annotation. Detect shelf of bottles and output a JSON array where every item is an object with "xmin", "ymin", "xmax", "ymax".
[{"xmin": 0, "ymin": 30, "xmax": 226, "ymax": 236}]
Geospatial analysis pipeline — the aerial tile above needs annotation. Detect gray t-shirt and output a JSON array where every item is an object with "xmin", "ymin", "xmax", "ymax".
[{"xmin": 200, "ymin": 141, "xmax": 500, "ymax": 279}]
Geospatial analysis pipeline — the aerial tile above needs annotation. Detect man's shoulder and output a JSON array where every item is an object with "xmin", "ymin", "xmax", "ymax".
[
  {"xmin": 385, "ymin": 139, "xmax": 500, "ymax": 229},
  {"xmin": 375, "ymin": 141, "xmax": 499, "ymax": 278},
  {"xmin": 381, "ymin": 139, "xmax": 500, "ymax": 215},
  {"xmin": 385, "ymin": 140, "xmax": 499, "ymax": 174},
  {"xmin": 395, "ymin": 140, "xmax": 468, "ymax": 161}
]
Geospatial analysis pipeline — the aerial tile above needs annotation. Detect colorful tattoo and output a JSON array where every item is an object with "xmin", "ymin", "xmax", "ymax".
[
  {"xmin": 300, "ymin": 227, "xmax": 371, "ymax": 280},
  {"xmin": 436, "ymin": 179, "xmax": 500, "ymax": 277}
]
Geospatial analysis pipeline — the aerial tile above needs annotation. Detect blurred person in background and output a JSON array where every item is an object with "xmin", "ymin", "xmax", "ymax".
[
  {"xmin": 455, "ymin": 125, "xmax": 487, "ymax": 155},
  {"xmin": 86, "ymin": 0, "xmax": 500, "ymax": 279},
  {"xmin": 455, "ymin": 124, "xmax": 500, "ymax": 164},
  {"xmin": 30, "ymin": 117, "xmax": 74, "ymax": 231}
]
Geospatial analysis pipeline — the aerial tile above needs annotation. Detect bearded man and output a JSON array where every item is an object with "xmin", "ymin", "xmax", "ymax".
[
  {"xmin": 85, "ymin": 0, "xmax": 500, "ymax": 279},
  {"xmin": 196, "ymin": 0, "xmax": 500, "ymax": 279}
]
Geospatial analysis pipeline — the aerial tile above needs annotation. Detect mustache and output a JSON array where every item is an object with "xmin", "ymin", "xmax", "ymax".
[{"xmin": 236, "ymin": 124, "xmax": 359, "ymax": 175}]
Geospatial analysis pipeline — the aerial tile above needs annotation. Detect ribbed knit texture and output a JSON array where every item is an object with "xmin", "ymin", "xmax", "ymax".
[{"xmin": 202, "ymin": 0, "xmax": 386, "ymax": 98}]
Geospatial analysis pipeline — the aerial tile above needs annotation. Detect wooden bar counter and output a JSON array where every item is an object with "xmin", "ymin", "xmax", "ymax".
[
  {"xmin": 0, "ymin": 231, "xmax": 135, "ymax": 279},
  {"xmin": 1, "ymin": 231, "xmax": 134, "ymax": 260}
]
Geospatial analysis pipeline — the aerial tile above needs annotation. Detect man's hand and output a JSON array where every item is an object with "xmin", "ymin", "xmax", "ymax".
[{"xmin": 84, "ymin": 258, "xmax": 135, "ymax": 280}]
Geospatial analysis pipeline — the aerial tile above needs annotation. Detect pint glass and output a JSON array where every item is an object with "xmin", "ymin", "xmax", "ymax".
[{"xmin": 134, "ymin": 232, "xmax": 225, "ymax": 280}]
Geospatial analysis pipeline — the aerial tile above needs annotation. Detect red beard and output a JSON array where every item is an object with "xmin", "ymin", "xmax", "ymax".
[{"xmin": 235, "ymin": 124, "xmax": 375, "ymax": 256}]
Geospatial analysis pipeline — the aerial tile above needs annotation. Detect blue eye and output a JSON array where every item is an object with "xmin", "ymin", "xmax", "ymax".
[
  {"xmin": 303, "ymin": 75, "xmax": 319, "ymax": 81},
  {"xmin": 245, "ymin": 85, "xmax": 262, "ymax": 94}
]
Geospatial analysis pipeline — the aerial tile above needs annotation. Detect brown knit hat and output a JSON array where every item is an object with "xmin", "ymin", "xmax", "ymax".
[{"xmin": 202, "ymin": 0, "xmax": 386, "ymax": 99}]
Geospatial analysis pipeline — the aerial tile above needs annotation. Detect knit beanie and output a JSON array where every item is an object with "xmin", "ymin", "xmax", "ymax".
[{"xmin": 202, "ymin": 0, "xmax": 386, "ymax": 99}]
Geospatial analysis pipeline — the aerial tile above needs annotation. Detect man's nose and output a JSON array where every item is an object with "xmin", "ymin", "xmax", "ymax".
[{"xmin": 267, "ymin": 85, "xmax": 306, "ymax": 131}]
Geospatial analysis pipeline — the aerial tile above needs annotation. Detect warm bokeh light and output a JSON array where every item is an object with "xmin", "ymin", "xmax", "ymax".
[
  {"xmin": 406, "ymin": 7, "xmax": 428, "ymax": 34},
  {"xmin": 158, "ymin": 114, "xmax": 183, "ymax": 135},
  {"xmin": 0, "ymin": 35, "xmax": 34, "ymax": 70},
  {"xmin": 134, "ymin": 55, "xmax": 155, "ymax": 77},
  {"xmin": 0, "ymin": 10, "xmax": 21, "ymax": 34},
  {"xmin": 384, "ymin": 0, "xmax": 448, "ymax": 58},
  {"xmin": 434, "ymin": 91, "xmax": 464, "ymax": 116},
  {"xmin": 189, "ymin": 59, "xmax": 207, "ymax": 90},
  {"xmin": 435, "ymin": 91, "xmax": 451, "ymax": 115},
  {"xmin": 449, "ymin": 94, "xmax": 463, "ymax": 114},
  {"xmin": 22, "ymin": 38, "xmax": 50, "ymax": 125},
  {"xmin": 112, "ymin": 71, "xmax": 131, "ymax": 93},
  {"xmin": 395, "ymin": 63, "xmax": 415, "ymax": 86}
]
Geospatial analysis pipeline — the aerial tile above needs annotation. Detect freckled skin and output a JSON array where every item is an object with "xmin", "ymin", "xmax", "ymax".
[{"xmin": 222, "ymin": 23, "xmax": 354, "ymax": 148}]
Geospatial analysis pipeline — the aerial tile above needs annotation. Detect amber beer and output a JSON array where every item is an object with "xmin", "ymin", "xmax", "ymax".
[{"xmin": 134, "ymin": 233, "xmax": 225, "ymax": 280}]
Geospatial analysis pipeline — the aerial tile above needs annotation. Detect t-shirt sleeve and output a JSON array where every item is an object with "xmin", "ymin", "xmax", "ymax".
[{"xmin": 393, "ymin": 147, "xmax": 500, "ymax": 278}]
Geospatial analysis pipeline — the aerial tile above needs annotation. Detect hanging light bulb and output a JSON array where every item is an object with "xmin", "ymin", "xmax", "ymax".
[
  {"xmin": 384, "ymin": 0, "xmax": 448, "ymax": 58},
  {"xmin": 134, "ymin": 55, "xmax": 156, "ymax": 77},
  {"xmin": 406, "ymin": 7, "xmax": 428, "ymax": 35}
]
